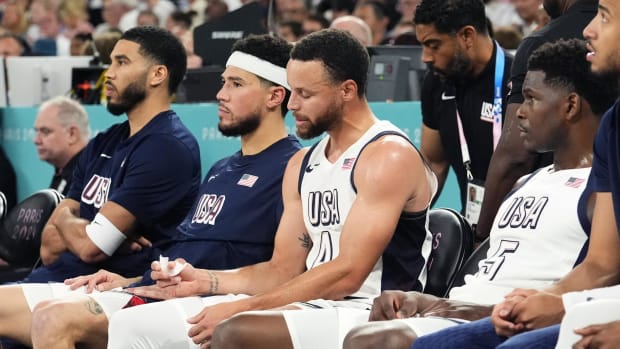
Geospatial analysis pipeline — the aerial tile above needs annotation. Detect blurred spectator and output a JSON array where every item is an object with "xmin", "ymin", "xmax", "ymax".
[
  {"xmin": 188, "ymin": 0, "xmax": 206, "ymax": 27},
  {"xmin": 316, "ymin": 0, "xmax": 356, "ymax": 20},
  {"xmin": 396, "ymin": 0, "xmax": 420, "ymax": 22},
  {"xmin": 94, "ymin": 0, "xmax": 137, "ymax": 34},
  {"xmin": 302, "ymin": 12, "xmax": 329, "ymax": 36},
  {"xmin": 1, "ymin": 0, "xmax": 29, "ymax": 37},
  {"xmin": 511, "ymin": 0, "xmax": 543, "ymax": 36},
  {"xmin": 59, "ymin": 0, "xmax": 95, "ymax": 40},
  {"xmin": 276, "ymin": 0, "xmax": 308, "ymax": 22},
  {"xmin": 136, "ymin": 8, "xmax": 160, "ymax": 26},
  {"xmin": 276, "ymin": 20, "xmax": 302, "ymax": 42},
  {"xmin": 484, "ymin": 0, "xmax": 524, "ymax": 31},
  {"xmin": 494, "ymin": 25, "xmax": 523, "ymax": 51},
  {"xmin": 70, "ymin": 32, "xmax": 93, "ymax": 56},
  {"xmin": 387, "ymin": 18, "xmax": 417, "ymax": 44},
  {"xmin": 119, "ymin": 0, "xmax": 176, "ymax": 31},
  {"xmin": 0, "ymin": 32, "xmax": 31, "ymax": 56},
  {"xmin": 330, "ymin": 15, "xmax": 372, "ymax": 46},
  {"xmin": 204, "ymin": 0, "xmax": 228, "ymax": 22},
  {"xmin": 0, "ymin": 146, "xmax": 17, "ymax": 211},
  {"xmin": 28, "ymin": 0, "xmax": 69, "ymax": 55},
  {"xmin": 353, "ymin": 0, "xmax": 390, "ymax": 45},
  {"xmin": 34, "ymin": 96, "xmax": 90, "ymax": 196}
]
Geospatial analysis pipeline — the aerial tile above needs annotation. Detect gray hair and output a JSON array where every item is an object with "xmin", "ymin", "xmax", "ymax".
[{"xmin": 39, "ymin": 96, "xmax": 91, "ymax": 139}]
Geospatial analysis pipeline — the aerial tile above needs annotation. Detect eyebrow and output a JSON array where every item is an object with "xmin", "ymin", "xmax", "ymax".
[{"xmin": 112, "ymin": 54, "xmax": 130, "ymax": 62}]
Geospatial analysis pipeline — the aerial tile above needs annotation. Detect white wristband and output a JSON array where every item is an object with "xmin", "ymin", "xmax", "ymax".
[{"xmin": 85, "ymin": 212, "xmax": 126, "ymax": 256}]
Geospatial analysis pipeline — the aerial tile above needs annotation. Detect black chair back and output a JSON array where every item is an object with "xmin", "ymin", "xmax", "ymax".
[
  {"xmin": 0, "ymin": 191, "xmax": 6, "ymax": 221},
  {"xmin": 424, "ymin": 208, "xmax": 475, "ymax": 297},
  {"xmin": 0, "ymin": 189, "xmax": 63, "ymax": 267},
  {"xmin": 448, "ymin": 237, "xmax": 491, "ymax": 291}
]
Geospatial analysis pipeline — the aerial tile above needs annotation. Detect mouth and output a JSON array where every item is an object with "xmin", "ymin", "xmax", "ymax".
[
  {"xmin": 586, "ymin": 43, "xmax": 596, "ymax": 61},
  {"xmin": 105, "ymin": 83, "xmax": 116, "ymax": 97},
  {"xmin": 218, "ymin": 105, "xmax": 230, "ymax": 116}
]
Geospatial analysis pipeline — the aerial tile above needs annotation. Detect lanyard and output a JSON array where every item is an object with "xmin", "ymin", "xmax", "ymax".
[{"xmin": 456, "ymin": 41, "xmax": 505, "ymax": 181}]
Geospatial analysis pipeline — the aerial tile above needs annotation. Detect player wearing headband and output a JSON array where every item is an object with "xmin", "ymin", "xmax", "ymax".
[{"xmin": 0, "ymin": 34, "xmax": 300, "ymax": 349}]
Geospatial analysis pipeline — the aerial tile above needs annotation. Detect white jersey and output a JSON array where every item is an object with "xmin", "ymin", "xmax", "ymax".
[
  {"xmin": 449, "ymin": 165, "xmax": 591, "ymax": 305},
  {"xmin": 299, "ymin": 120, "xmax": 433, "ymax": 301}
]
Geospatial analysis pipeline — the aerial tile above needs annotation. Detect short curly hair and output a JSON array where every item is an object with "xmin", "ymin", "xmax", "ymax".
[
  {"xmin": 414, "ymin": 0, "xmax": 487, "ymax": 35},
  {"xmin": 291, "ymin": 29, "xmax": 369, "ymax": 97},
  {"xmin": 528, "ymin": 39, "xmax": 618, "ymax": 116}
]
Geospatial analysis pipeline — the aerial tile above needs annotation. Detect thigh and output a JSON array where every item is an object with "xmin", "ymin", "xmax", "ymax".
[
  {"xmin": 497, "ymin": 325, "xmax": 560, "ymax": 349},
  {"xmin": 283, "ymin": 307, "xmax": 369, "ymax": 349},
  {"xmin": 108, "ymin": 296, "xmax": 207, "ymax": 349},
  {"xmin": 413, "ymin": 317, "xmax": 505, "ymax": 349}
]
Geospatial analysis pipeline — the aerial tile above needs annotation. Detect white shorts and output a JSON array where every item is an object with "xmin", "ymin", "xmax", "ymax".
[
  {"xmin": 556, "ymin": 299, "xmax": 620, "ymax": 349},
  {"xmin": 20, "ymin": 283, "xmax": 131, "ymax": 318},
  {"xmin": 392, "ymin": 316, "xmax": 469, "ymax": 337},
  {"xmin": 107, "ymin": 296, "xmax": 370, "ymax": 349}
]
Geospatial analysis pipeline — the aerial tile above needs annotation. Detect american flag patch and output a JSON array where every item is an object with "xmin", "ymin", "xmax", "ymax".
[
  {"xmin": 565, "ymin": 177, "xmax": 585, "ymax": 188},
  {"xmin": 342, "ymin": 157, "xmax": 356, "ymax": 170},
  {"xmin": 237, "ymin": 174, "xmax": 259, "ymax": 187}
]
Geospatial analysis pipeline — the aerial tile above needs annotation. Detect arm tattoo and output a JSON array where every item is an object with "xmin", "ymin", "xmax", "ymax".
[
  {"xmin": 298, "ymin": 232, "xmax": 312, "ymax": 250},
  {"xmin": 207, "ymin": 270, "xmax": 219, "ymax": 295},
  {"xmin": 84, "ymin": 299, "xmax": 104, "ymax": 316}
]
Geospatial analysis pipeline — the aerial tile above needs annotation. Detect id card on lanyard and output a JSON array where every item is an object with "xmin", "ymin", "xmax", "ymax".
[{"xmin": 458, "ymin": 41, "xmax": 505, "ymax": 225}]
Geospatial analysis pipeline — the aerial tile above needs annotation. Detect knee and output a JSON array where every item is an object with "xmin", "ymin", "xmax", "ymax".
[
  {"xmin": 343, "ymin": 322, "xmax": 416, "ymax": 349},
  {"xmin": 211, "ymin": 313, "xmax": 257, "ymax": 349},
  {"xmin": 31, "ymin": 300, "xmax": 70, "ymax": 337}
]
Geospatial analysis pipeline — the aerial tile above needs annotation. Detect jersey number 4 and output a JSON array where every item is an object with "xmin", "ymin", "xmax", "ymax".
[{"xmin": 310, "ymin": 231, "xmax": 334, "ymax": 268}]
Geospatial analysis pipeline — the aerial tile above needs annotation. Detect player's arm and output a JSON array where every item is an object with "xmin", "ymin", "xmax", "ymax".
[
  {"xmin": 229, "ymin": 136, "xmax": 431, "ymax": 311},
  {"xmin": 51, "ymin": 200, "xmax": 138, "ymax": 264},
  {"xmin": 40, "ymin": 198, "xmax": 80, "ymax": 264},
  {"xmin": 421, "ymin": 125, "xmax": 449, "ymax": 196}
]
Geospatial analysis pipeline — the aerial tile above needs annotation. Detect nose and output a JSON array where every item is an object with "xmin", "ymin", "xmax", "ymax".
[
  {"xmin": 216, "ymin": 85, "xmax": 227, "ymax": 102},
  {"xmin": 516, "ymin": 105, "xmax": 526, "ymax": 120},
  {"xmin": 583, "ymin": 15, "xmax": 597, "ymax": 41},
  {"xmin": 421, "ymin": 47, "xmax": 433, "ymax": 65},
  {"xmin": 287, "ymin": 91, "xmax": 299, "ymax": 111}
]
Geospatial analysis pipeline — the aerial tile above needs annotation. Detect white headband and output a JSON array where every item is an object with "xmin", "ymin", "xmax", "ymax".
[{"xmin": 226, "ymin": 51, "xmax": 290, "ymax": 91}]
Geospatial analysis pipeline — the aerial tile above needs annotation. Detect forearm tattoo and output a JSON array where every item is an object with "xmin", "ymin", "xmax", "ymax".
[
  {"xmin": 84, "ymin": 299, "xmax": 104, "ymax": 316},
  {"xmin": 207, "ymin": 270, "xmax": 219, "ymax": 295},
  {"xmin": 298, "ymin": 232, "xmax": 312, "ymax": 250}
]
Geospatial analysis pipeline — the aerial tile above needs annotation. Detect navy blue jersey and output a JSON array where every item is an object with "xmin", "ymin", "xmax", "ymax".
[
  {"xmin": 592, "ymin": 102, "xmax": 620, "ymax": 236},
  {"xmin": 23, "ymin": 110, "xmax": 201, "ymax": 282},
  {"xmin": 134, "ymin": 135, "xmax": 301, "ymax": 286}
]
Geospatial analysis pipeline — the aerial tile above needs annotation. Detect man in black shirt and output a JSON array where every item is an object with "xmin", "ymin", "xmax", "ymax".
[{"xmin": 416, "ymin": 0, "xmax": 513, "ymax": 224}]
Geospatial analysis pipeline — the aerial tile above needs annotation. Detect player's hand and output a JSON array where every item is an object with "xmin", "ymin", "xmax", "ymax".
[
  {"xmin": 512, "ymin": 291, "xmax": 564, "ymax": 330},
  {"xmin": 125, "ymin": 260, "xmax": 202, "ymax": 299},
  {"xmin": 491, "ymin": 293, "xmax": 529, "ymax": 337},
  {"xmin": 187, "ymin": 301, "xmax": 242, "ymax": 348},
  {"xmin": 369, "ymin": 290, "xmax": 427, "ymax": 321},
  {"xmin": 117, "ymin": 236, "xmax": 152, "ymax": 254},
  {"xmin": 573, "ymin": 321, "xmax": 620, "ymax": 349},
  {"xmin": 64, "ymin": 269, "xmax": 128, "ymax": 292}
]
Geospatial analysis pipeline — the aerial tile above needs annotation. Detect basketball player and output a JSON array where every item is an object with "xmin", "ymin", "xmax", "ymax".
[
  {"xmin": 102, "ymin": 28, "xmax": 437, "ymax": 349},
  {"xmin": 342, "ymin": 38, "xmax": 618, "ymax": 349},
  {"xmin": 24, "ymin": 26, "xmax": 201, "ymax": 284},
  {"xmin": 0, "ymin": 34, "xmax": 301, "ymax": 349}
]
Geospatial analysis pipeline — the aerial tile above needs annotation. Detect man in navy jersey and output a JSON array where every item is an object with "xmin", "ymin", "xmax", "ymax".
[
  {"xmin": 0, "ymin": 34, "xmax": 301, "ymax": 349},
  {"xmin": 104, "ymin": 29, "xmax": 436, "ymax": 349},
  {"xmin": 23, "ymin": 26, "xmax": 202, "ymax": 283}
]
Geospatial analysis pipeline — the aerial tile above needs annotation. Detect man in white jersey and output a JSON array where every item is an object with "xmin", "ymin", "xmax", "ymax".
[
  {"xmin": 342, "ymin": 38, "xmax": 619, "ymax": 349},
  {"xmin": 104, "ymin": 28, "xmax": 437, "ymax": 349}
]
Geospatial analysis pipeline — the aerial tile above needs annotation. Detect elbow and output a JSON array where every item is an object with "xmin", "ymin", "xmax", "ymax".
[
  {"xmin": 332, "ymin": 270, "xmax": 368, "ymax": 299},
  {"xmin": 77, "ymin": 246, "xmax": 108, "ymax": 263}
]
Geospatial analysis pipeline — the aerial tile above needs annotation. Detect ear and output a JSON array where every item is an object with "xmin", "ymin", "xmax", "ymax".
[
  {"xmin": 265, "ymin": 85, "xmax": 286, "ymax": 110},
  {"xmin": 340, "ymin": 79, "xmax": 358, "ymax": 101},
  {"xmin": 149, "ymin": 64, "xmax": 168, "ymax": 88},
  {"xmin": 565, "ymin": 93, "xmax": 582, "ymax": 122},
  {"xmin": 457, "ymin": 25, "xmax": 477, "ymax": 48},
  {"xmin": 67, "ymin": 125, "xmax": 79, "ymax": 145}
]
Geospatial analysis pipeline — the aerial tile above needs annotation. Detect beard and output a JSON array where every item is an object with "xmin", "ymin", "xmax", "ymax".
[
  {"xmin": 296, "ymin": 101, "xmax": 343, "ymax": 140},
  {"xmin": 429, "ymin": 49, "xmax": 472, "ymax": 80},
  {"xmin": 107, "ymin": 77, "xmax": 147, "ymax": 116},
  {"xmin": 218, "ymin": 112, "xmax": 261, "ymax": 137}
]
